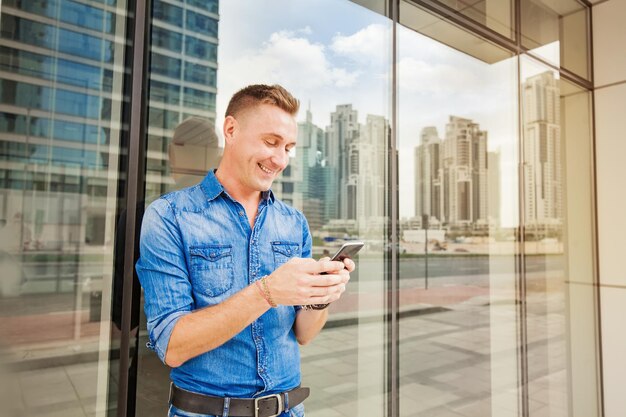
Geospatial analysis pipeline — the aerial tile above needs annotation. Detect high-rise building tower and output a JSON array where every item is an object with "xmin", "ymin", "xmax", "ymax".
[
  {"xmin": 356, "ymin": 114, "xmax": 388, "ymax": 224},
  {"xmin": 488, "ymin": 151, "xmax": 501, "ymax": 225},
  {"xmin": 147, "ymin": 0, "xmax": 219, "ymax": 197},
  {"xmin": 295, "ymin": 108, "xmax": 329, "ymax": 230},
  {"xmin": 442, "ymin": 116, "xmax": 489, "ymax": 228},
  {"xmin": 0, "ymin": 0, "xmax": 219, "ymax": 255},
  {"xmin": 522, "ymin": 71, "xmax": 562, "ymax": 234},
  {"xmin": 326, "ymin": 104, "xmax": 360, "ymax": 220},
  {"xmin": 415, "ymin": 127, "xmax": 443, "ymax": 224}
]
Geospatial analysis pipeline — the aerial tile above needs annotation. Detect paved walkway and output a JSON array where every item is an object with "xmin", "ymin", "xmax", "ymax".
[{"xmin": 2, "ymin": 275, "xmax": 570, "ymax": 417}]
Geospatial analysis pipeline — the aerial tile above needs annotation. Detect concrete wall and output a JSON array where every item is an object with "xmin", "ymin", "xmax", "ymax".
[{"xmin": 592, "ymin": 1, "xmax": 626, "ymax": 416}]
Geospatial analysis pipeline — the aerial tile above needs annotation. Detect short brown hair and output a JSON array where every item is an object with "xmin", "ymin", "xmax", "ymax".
[{"xmin": 225, "ymin": 84, "xmax": 300, "ymax": 118}]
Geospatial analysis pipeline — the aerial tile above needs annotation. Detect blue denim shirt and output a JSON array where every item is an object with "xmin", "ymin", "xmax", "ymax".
[{"xmin": 136, "ymin": 170, "xmax": 312, "ymax": 398}]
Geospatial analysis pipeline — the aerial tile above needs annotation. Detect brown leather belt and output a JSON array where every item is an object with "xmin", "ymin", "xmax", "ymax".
[{"xmin": 169, "ymin": 383, "xmax": 310, "ymax": 417}]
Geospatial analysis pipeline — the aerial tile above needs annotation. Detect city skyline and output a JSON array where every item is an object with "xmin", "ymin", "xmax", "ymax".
[{"xmin": 414, "ymin": 116, "xmax": 500, "ymax": 231}]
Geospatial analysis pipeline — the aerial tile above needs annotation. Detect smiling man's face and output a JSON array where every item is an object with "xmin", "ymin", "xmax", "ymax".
[{"xmin": 226, "ymin": 103, "xmax": 297, "ymax": 194}]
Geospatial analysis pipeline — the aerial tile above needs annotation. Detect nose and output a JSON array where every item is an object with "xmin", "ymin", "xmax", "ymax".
[{"xmin": 270, "ymin": 148, "xmax": 289, "ymax": 170}]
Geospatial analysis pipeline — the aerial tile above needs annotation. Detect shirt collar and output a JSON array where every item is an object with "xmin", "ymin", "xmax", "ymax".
[{"xmin": 201, "ymin": 170, "xmax": 275, "ymax": 204}]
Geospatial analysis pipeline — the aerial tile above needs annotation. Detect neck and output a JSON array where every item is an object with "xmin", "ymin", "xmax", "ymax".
[{"xmin": 214, "ymin": 167, "xmax": 262, "ymax": 207}]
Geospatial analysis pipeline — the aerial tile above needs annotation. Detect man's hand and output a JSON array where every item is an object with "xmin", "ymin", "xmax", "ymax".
[{"xmin": 268, "ymin": 257, "xmax": 352, "ymax": 306}]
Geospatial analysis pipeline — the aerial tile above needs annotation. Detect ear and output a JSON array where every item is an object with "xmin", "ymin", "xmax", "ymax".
[{"xmin": 223, "ymin": 115, "xmax": 238, "ymax": 145}]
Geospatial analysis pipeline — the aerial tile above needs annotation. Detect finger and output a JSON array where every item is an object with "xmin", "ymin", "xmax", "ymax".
[
  {"xmin": 343, "ymin": 258, "xmax": 356, "ymax": 272},
  {"xmin": 314, "ymin": 260, "xmax": 345, "ymax": 274},
  {"xmin": 309, "ymin": 273, "xmax": 345, "ymax": 287},
  {"xmin": 309, "ymin": 281, "xmax": 347, "ymax": 297},
  {"xmin": 319, "ymin": 256, "xmax": 330, "ymax": 262},
  {"xmin": 308, "ymin": 286, "xmax": 345, "ymax": 303}
]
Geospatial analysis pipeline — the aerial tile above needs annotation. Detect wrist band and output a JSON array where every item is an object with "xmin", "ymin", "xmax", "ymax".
[
  {"xmin": 255, "ymin": 280, "xmax": 272, "ymax": 307},
  {"xmin": 257, "ymin": 275, "xmax": 277, "ymax": 308},
  {"xmin": 301, "ymin": 303, "xmax": 329, "ymax": 311}
]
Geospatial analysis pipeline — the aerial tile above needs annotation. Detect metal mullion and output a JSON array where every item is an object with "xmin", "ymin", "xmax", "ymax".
[
  {"xmin": 515, "ymin": 51, "xmax": 530, "ymax": 417},
  {"xmin": 117, "ymin": 0, "xmax": 150, "ymax": 416},
  {"xmin": 388, "ymin": 1, "xmax": 400, "ymax": 416},
  {"xmin": 588, "ymin": 5, "xmax": 605, "ymax": 416}
]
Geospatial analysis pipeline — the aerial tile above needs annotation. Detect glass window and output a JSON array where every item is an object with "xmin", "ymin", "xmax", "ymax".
[
  {"xmin": 0, "ymin": 1, "xmax": 130, "ymax": 417},
  {"xmin": 137, "ymin": 1, "xmax": 391, "ymax": 416},
  {"xmin": 3, "ymin": 0, "xmax": 113, "ymax": 32},
  {"xmin": 150, "ymin": 52, "xmax": 182, "ymax": 79},
  {"xmin": 152, "ymin": 26, "xmax": 183, "ymax": 52},
  {"xmin": 429, "ymin": 0, "xmax": 514, "ymax": 38},
  {"xmin": 0, "ymin": 113, "xmax": 105, "ymax": 144},
  {"xmin": 150, "ymin": 80, "xmax": 181, "ymax": 105},
  {"xmin": 183, "ymin": 61, "xmax": 217, "ymax": 85},
  {"xmin": 398, "ymin": 11, "xmax": 521, "ymax": 414},
  {"xmin": 185, "ymin": 36, "xmax": 218, "ymax": 61},
  {"xmin": 0, "ymin": 15, "xmax": 113, "ymax": 63},
  {"xmin": 61, "ymin": 0, "xmax": 107, "ymax": 32},
  {"xmin": 148, "ymin": 107, "xmax": 180, "ymax": 130},
  {"xmin": 182, "ymin": 87, "xmax": 215, "ymax": 111},
  {"xmin": 520, "ymin": 55, "xmax": 600, "ymax": 417},
  {"xmin": 56, "ymin": 59, "xmax": 107, "ymax": 90},
  {"xmin": 186, "ymin": 0, "xmax": 219, "ymax": 14},
  {"xmin": 521, "ymin": 0, "xmax": 590, "ymax": 80},
  {"xmin": 153, "ymin": 0, "xmax": 183, "ymax": 26},
  {"xmin": 185, "ymin": 10, "xmax": 218, "ymax": 38}
]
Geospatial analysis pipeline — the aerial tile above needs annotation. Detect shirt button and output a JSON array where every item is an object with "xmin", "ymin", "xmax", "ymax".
[
  {"xmin": 210, "ymin": 252, "xmax": 216, "ymax": 258},
  {"xmin": 238, "ymin": 210, "xmax": 244, "ymax": 216}
]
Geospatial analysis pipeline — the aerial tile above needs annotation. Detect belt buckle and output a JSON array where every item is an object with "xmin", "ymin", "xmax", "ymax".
[{"xmin": 254, "ymin": 393, "xmax": 283, "ymax": 417}]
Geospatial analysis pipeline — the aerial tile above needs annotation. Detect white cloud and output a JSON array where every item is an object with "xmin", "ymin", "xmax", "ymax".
[
  {"xmin": 398, "ymin": 57, "xmax": 483, "ymax": 95},
  {"xmin": 224, "ymin": 30, "xmax": 359, "ymax": 91},
  {"xmin": 216, "ymin": 30, "xmax": 362, "ymax": 124},
  {"xmin": 330, "ymin": 24, "xmax": 390, "ymax": 63}
]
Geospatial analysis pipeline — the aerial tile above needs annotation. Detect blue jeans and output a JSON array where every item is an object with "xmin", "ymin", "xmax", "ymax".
[{"xmin": 168, "ymin": 402, "xmax": 305, "ymax": 417}]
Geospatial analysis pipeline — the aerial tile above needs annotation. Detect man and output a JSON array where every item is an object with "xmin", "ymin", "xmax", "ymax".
[{"xmin": 136, "ymin": 84, "xmax": 354, "ymax": 417}]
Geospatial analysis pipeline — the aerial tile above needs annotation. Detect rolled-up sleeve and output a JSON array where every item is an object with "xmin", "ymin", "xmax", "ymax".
[{"xmin": 136, "ymin": 198, "xmax": 192, "ymax": 364}]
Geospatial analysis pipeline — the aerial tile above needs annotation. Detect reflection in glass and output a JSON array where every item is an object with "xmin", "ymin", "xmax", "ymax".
[
  {"xmin": 398, "ymin": 17, "xmax": 520, "ymax": 416},
  {"xmin": 136, "ymin": 0, "xmax": 391, "ymax": 415},
  {"xmin": 0, "ymin": 0, "xmax": 128, "ymax": 415},
  {"xmin": 521, "ymin": 56, "xmax": 600, "ymax": 417},
  {"xmin": 521, "ymin": 0, "xmax": 590, "ymax": 80},
  {"xmin": 434, "ymin": 0, "xmax": 514, "ymax": 38}
]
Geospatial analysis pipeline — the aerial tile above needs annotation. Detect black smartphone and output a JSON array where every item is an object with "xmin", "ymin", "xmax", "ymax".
[
  {"xmin": 307, "ymin": 241, "xmax": 364, "ymax": 310},
  {"xmin": 320, "ymin": 241, "xmax": 364, "ymax": 275},
  {"xmin": 328, "ymin": 241, "xmax": 365, "ymax": 262}
]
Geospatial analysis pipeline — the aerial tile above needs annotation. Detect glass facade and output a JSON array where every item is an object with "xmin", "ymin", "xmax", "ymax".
[
  {"xmin": 0, "ymin": 0, "xmax": 602, "ymax": 417},
  {"xmin": 0, "ymin": 0, "xmax": 129, "ymax": 416}
]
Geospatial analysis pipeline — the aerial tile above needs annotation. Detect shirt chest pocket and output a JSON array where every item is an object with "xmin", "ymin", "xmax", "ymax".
[
  {"xmin": 271, "ymin": 241, "xmax": 300, "ymax": 269},
  {"xmin": 189, "ymin": 245, "xmax": 234, "ymax": 297}
]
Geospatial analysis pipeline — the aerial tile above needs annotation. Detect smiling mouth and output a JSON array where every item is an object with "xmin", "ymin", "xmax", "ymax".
[{"xmin": 258, "ymin": 163, "xmax": 274, "ymax": 175}]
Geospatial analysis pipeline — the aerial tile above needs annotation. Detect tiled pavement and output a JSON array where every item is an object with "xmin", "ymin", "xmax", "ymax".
[{"xmin": 5, "ymin": 282, "xmax": 570, "ymax": 417}]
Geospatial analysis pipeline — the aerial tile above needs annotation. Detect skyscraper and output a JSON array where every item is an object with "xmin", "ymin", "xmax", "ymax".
[
  {"xmin": 0, "ymin": 0, "xmax": 219, "ymax": 281},
  {"xmin": 415, "ymin": 116, "xmax": 490, "ymax": 230},
  {"xmin": 415, "ymin": 126, "xmax": 442, "ymax": 224},
  {"xmin": 443, "ymin": 116, "xmax": 488, "ymax": 228},
  {"xmin": 356, "ymin": 114, "xmax": 388, "ymax": 225},
  {"xmin": 522, "ymin": 71, "xmax": 562, "ymax": 236},
  {"xmin": 295, "ymin": 108, "xmax": 329, "ymax": 230},
  {"xmin": 146, "ymin": 0, "xmax": 219, "ymax": 198},
  {"xmin": 488, "ymin": 151, "xmax": 501, "ymax": 225},
  {"xmin": 326, "ymin": 104, "xmax": 359, "ymax": 220}
]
